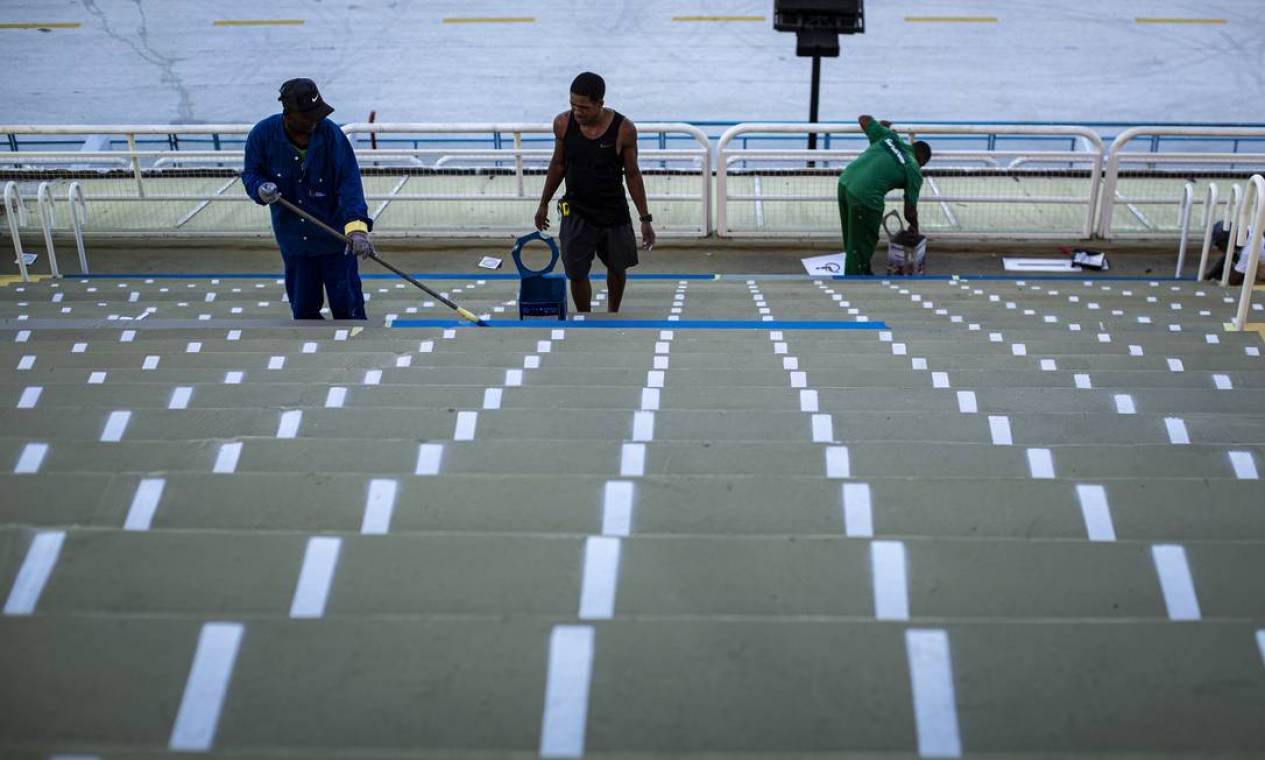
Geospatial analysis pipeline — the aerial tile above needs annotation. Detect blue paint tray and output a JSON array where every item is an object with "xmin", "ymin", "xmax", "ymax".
[{"xmin": 511, "ymin": 231, "xmax": 568, "ymax": 321}]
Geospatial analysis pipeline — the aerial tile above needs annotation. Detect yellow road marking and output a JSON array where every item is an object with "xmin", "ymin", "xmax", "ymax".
[
  {"xmin": 443, "ymin": 17, "xmax": 535, "ymax": 24},
  {"xmin": 213, "ymin": 19, "xmax": 304, "ymax": 27},
  {"xmin": 905, "ymin": 16, "xmax": 997, "ymax": 23},
  {"xmin": 0, "ymin": 22, "xmax": 81, "ymax": 29},
  {"xmin": 1136, "ymin": 17, "xmax": 1226, "ymax": 24},
  {"xmin": 672, "ymin": 16, "xmax": 766, "ymax": 22},
  {"xmin": 0, "ymin": 275, "xmax": 49, "ymax": 286}
]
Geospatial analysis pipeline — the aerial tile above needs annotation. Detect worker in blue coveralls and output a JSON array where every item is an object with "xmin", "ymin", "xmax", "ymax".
[{"xmin": 243, "ymin": 78, "xmax": 373, "ymax": 319}]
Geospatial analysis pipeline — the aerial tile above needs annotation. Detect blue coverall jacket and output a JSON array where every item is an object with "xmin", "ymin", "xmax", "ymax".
[{"xmin": 242, "ymin": 115, "xmax": 371, "ymax": 255}]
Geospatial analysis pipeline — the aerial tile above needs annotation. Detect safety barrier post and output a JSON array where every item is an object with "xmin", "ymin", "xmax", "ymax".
[
  {"xmin": 1173, "ymin": 183, "xmax": 1194, "ymax": 278},
  {"xmin": 35, "ymin": 182, "xmax": 61, "ymax": 278},
  {"xmin": 126, "ymin": 132, "xmax": 145, "ymax": 198},
  {"xmin": 1195, "ymin": 184, "xmax": 1220, "ymax": 281},
  {"xmin": 513, "ymin": 131, "xmax": 525, "ymax": 198},
  {"xmin": 69, "ymin": 182, "xmax": 89, "ymax": 274},
  {"xmin": 1221, "ymin": 184, "xmax": 1244, "ymax": 287},
  {"xmin": 4, "ymin": 181, "xmax": 30, "ymax": 282},
  {"xmin": 1231, "ymin": 174, "xmax": 1265, "ymax": 332}
]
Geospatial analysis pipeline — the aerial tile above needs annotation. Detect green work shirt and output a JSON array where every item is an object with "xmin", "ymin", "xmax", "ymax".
[{"xmin": 839, "ymin": 120, "xmax": 923, "ymax": 211}]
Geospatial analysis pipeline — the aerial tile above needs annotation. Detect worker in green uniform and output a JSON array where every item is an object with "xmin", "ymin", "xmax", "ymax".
[{"xmin": 837, "ymin": 116, "xmax": 932, "ymax": 275}]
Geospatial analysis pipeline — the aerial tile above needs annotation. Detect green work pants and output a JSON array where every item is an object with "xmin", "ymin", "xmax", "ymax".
[{"xmin": 837, "ymin": 183, "xmax": 883, "ymax": 276}]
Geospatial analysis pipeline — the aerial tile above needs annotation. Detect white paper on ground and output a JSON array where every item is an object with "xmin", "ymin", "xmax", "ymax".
[{"xmin": 801, "ymin": 252, "xmax": 848, "ymax": 276}]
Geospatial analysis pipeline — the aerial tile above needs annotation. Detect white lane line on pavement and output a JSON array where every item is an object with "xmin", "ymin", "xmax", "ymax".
[
  {"xmin": 15, "ymin": 330, "xmax": 30, "ymax": 343},
  {"xmin": 363, "ymin": 370, "xmax": 382, "ymax": 386},
  {"xmin": 1230, "ymin": 451, "xmax": 1259, "ymax": 480},
  {"xmin": 1213, "ymin": 374, "xmax": 1233, "ymax": 390},
  {"xmin": 17, "ymin": 386, "xmax": 42, "ymax": 409},
  {"xmin": 1129, "ymin": 345, "xmax": 1144, "ymax": 356},
  {"xmin": 932, "ymin": 372, "xmax": 950, "ymax": 388},
  {"xmin": 640, "ymin": 388, "xmax": 660, "ymax": 411},
  {"xmin": 361, "ymin": 479, "xmax": 399, "ymax": 535},
  {"xmin": 124, "ymin": 478, "xmax": 166, "ymax": 531},
  {"xmin": 825, "ymin": 446, "xmax": 850, "ymax": 478},
  {"xmin": 578, "ymin": 536, "xmax": 621, "ymax": 620},
  {"xmin": 302, "ymin": 342, "xmax": 317, "ymax": 354},
  {"xmin": 454, "ymin": 411, "xmax": 479, "ymax": 441},
  {"xmin": 783, "ymin": 356, "xmax": 799, "ymax": 370},
  {"xmin": 539, "ymin": 624, "xmax": 595, "ymax": 758},
  {"xmin": 213, "ymin": 442, "xmax": 242, "ymax": 474},
  {"xmin": 397, "ymin": 355, "xmax": 413, "ymax": 368},
  {"xmin": 906, "ymin": 629, "xmax": 963, "ymax": 758},
  {"xmin": 602, "ymin": 481, "xmax": 634, "ymax": 537},
  {"xmin": 88, "ymin": 371, "xmax": 106, "ymax": 384},
  {"xmin": 483, "ymin": 388, "xmax": 503, "ymax": 410},
  {"xmin": 653, "ymin": 355, "xmax": 669, "ymax": 370},
  {"xmin": 290, "ymin": 537, "xmax": 342, "ymax": 619},
  {"xmin": 988, "ymin": 415, "xmax": 1012, "ymax": 446},
  {"xmin": 911, "ymin": 358, "xmax": 928, "ymax": 370},
  {"xmin": 1074, "ymin": 373, "xmax": 1092, "ymax": 389},
  {"xmin": 620, "ymin": 443, "xmax": 646, "ymax": 477},
  {"xmin": 419, "ymin": 340, "xmax": 434, "ymax": 353},
  {"xmin": 774, "ymin": 342, "xmax": 788, "ymax": 355},
  {"xmin": 120, "ymin": 330, "xmax": 136, "ymax": 342},
  {"xmin": 1027, "ymin": 448, "xmax": 1055, "ymax": 479},
  {"xmin": 800, "ymin": 389, "xmax": 819, "ymax": 412},
  {"xmin": 632, "ymin": 411, "xmax": 655, "ymax": 442},
  {"xmin": 1114, "ymin": 394, "xmax": 1136, "ymax": 414},
  {"xmin": 169, "ymin": 387, "xmax": 193, "ymax": 410},
  {"xmin": 658, "ymin": 330, "xmax": 672, "ymax": 341},
  {"xmin": 416, "ymin": 443, "xmax": 444, "ymax": 476},
  {"xmin": 17, "ymin": 355, "xmax": 35, "ymax": 370},
  {"xmin": 1076, "ymin": 484, "xmax": 1116, "ymax": 542},
  {"xmin": 790, "ymin": 371, "xmax": 807, "ymax": 388},
  {"xmin": 842, "ymin": 483, "xmax": 873, "ymax": 537},
  {"xmin": 224, "ymin": 371, "xmax": 244, "ymax": 385},
  {"xmin": 1011, "ymin": 343, "xmax": 1027, "ymax": 356},
  {"xmin": 101, "ymin": 410, "xmax": 131, "ymax": 442},
  {"xmin": 325, "ymin": 387, "xmax": 347, "ymax": 408},
  {"xmin": 871, "ymin": 540, "xmax": 909, "ymax": 620},
  {"xmin": 276, "ymin": 410, "xmax": 302, "ymax": 439},
  {"xmin": 655, "ymin": 341, "xmax": 670, "ymax": 354},
  {"xmin": 1165, "ymin": 417, "xmax": 1191, "ymax": 445},
  {"xmin": 3, "ymin": 530, "xmax": 65, "ymax": 615},
  {"xmin": 892, "ymin": 342, "xmax": 907, "ymax": 355},
  {"xmin": 168, "ymin": 621, "xmax": 245, "ymax": 752},
  {"xmin": 525, "ymin": 355, "xmax": 541, "ymax": 369},
  {"xmin": 143, "ymin": 355, "xmax": 160, "ymax": 370},
  {"xmin": 15, "ymin": 442, "xmax": 49, "ymax": 474},
  {"xmin": 268, "ymin": 356, "xmax": 285, "ymax": 370},
  {"xmin": 1167, "ymin": 358, "xmax": 1184, "ymax": 372},
  {"xmin": 537, "ymin": 340, "xmax": 552, "ymax": 353},
  {"xmin": 811, "ymin": 414, "xmax": 834, "ymax": 443},
  {"xmin": 186, "ymin": 342, "xmax": 202, "ymax": 354},
  {"xmin": 1152, "ymin": 544, "xmax": 1201, "ymax": 621},
  {"xmin": 956, "ymin": 391, "xmax": 977, "ymax": 414},
  {"xmin": 506, "ymin": 369, "xmax": 524, "ymax": 387},
  {"xmin": 1040, "ymin": 359, "xmax": 1057, "ymax": 371},
  {"xmin": 647, "ymin": 370, "xmax": 665, "ymax": 388}
]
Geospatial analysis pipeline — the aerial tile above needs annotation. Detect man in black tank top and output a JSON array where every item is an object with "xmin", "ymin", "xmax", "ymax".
[{"xmin": 534, "ymin": 72, "xmax": 655, "ymax": 313}]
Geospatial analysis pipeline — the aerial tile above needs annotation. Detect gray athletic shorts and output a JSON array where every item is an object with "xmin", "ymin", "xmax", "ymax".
[{"xmin": 558, "ymin": 207, "xmax": 639, "ymax": 279}]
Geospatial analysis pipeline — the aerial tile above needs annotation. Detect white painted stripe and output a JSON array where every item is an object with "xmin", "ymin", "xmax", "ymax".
[
  {"xmin": 842, "ymin": 482, "xmax": 873, "ymax": 537},
  {"xmin": 1167, "ymin": 358, "xmax": 1185, "ymax": 372},
  {"xmin": 169, "ymin": 387, "xmax": 193, "ymax": 410},
  {"xmin": 632, "ymin": 411, "xmax": 655, "ymax": 442},
  {"xmin": 325, "ymin": 387, "xmax": 347, "ymax": 408},
  {"xmin": 88, "ymin": 371, "xmax": 106, "ymax": 384},
  {"xmin": 956, "ymin": 391, "xmax": 977, "ymax": 414},
  {"xmin": 1206, "ymin": 334, "xmax": 1220, "ymax": 344},
  {"xmin": 361, "ymin": 479, "xmax": 399, "ymax": 535},
  {"xmin": 988, "ymin": 416, "xmax": 1012, "ymax": 445},
  {"xmin": 17, "ymin": 386, "xmax": 42, "ymax": 409},
  {"xmin": 537, "ymin": 340, "xmax": 552, "ymax": 353},
  {"xmin": 892, "ymin": 343, "xmax": 907, "ymax": 355},
  {"xmin": 204, "ymin": 292, "xmax": 216, "ymax": 303},
  {"xmin": 799, "ymin": 389, "xmax": 819, "ymax": 413},
  {"xmin": 276, "ymin": 410, "xmax": 302, "ymax": 439},
  {"xmin": 1213, "ymin": 374, "xmax": 1233, "ymax": 390},
  {"xmin": 1129, "ymin": 345, "xmax": 1144, "ymax": 356},
  {"xmin": 72, "ymin": 342, "xmax": 87, "ymax": 353},
  {"xmin": 988, "ymin": 332, "xmax": 1003, "ymax": 342},
  {"xmin": 506, "ymin": 369, "xmax": 524, "ymax": 387},
  {"xmin": 143, "ymin": 355, "xmax": 160, "ymax": 370},
  {"xmin": 397, "ymin": 355, "xmax": 413, "ymax": 368},
  {"xmin": 335, "ymin": 329, "xmax": 349, "ymax": 341},
  {"xmin": 811, "ymin": 413, "xmax": 834, "ymax": 443},
  {"xmin": 17, "ymin": 355, "xmax": 35, "ymax": 370},
  {"xmin": 1074, "ymin": 483, "xmax": 1117, "ymax": 541},
  {"xmin": 15, "ymin": 442, "xmax": 49, "ymax": 474},
  {"xmin": 121, "ymin": 330, "xmax": 136, "ymax": 342},
  {"xmin": 454, "ymin": 411, "xmax": 478, "ymax": 441},
  {"xmin": 268, "ymin": 356, "xmax": 285, "ymax": 370},
  {"xmin": 3, "ymin": 530, "xmax": 65, "ymax": 615},
  {"xmin": 482, "ymin": 388, "xmax": 503, "ymax": 410},
  {"xmin": 302, "ymin": 342, "xmax": 317, "ymax": 354},
  {"xmin": 578, "ymin": 536, "xmax": 621, "ymax": 620},
  {"xmin": 525, "ymin": 355, "xmax": 541, "ymax": 369},
  {"xmin": 871, "ymin": 541, "xmax": 909, "ymax": 621},
  {"xmin": 1114, "ymin": 394, "xmax": 1137, "ymax": 414},
  {"xmin": 655, "ymin": 341, "xmax": 670, "ymax": 354},
  {"xmin": 911, "ymin": 358, "xmax": 928, "ymax": 370},
  {"xmin": 773, "ymin": 342, "xmax": 788, "ymax": 355},
  {"xmin": 647, "ymin": 370, "xmax": 665, "ymax": 388},
  {"xmin": 1027, "ymin": 448, "xmax": 1055, "ymax": 479},
  {"xmin": 226, "ymin": 330, "xmax": 241, "ymax": 341},
  {"xmin": 651, "ymin": 355, "xmax": 668, "ymax": 371},
  {"xmin": 290, "ymin": 537, "xmax": 342, "ymax": 619},
  {"xmin": 124, "ymin": 478, "xmax": 166, "ymax": 531},
  {"xmin": 878, "ymin": 330, "xmax": 892, "ymax": 342},
  {"xmin": 224, "ymin": 371, "xmax": 244, "ymax": 385},
  {"xmin": 825, "ymin": 446, "xmax": 850, "ymax": 478},
  {"xmin": 419, "ymin": 340, "xmax": 434, "ymax": 353},
  {"xmin": 213, "ymin": 442, "xmax": 242, "ymax": 474},
  {"xmin": 168, "ymin": 622, "xmax": 245, "ymax": 752},
  {"xmin": 186, "ymin": 342, "xmax": 202, "ymax": 353},
  {"xmin": 906, "ymin": 629, "xmax": 963, "ymax": 758},
  {"xmin": 1230, "ymin": 451, "xmax": 1259, "ymax": 480},
  {"xmin": 101, "ymin": 410, "xmax": 131, "ymax": 442},
  {"xmin": 1257, "ymin": 630, "xmax": 1265, "ymax": 669},
  {"xmin": 640, "ymin": 388, "xmax": 660, "ymax": 411},
  {"xmin": 1152, "ymin": 545, "xmax": 1202, "ymax": 621},
  {"xmin": 790, "ymin": 371, "xmax": 807, "ymax": 388},
  {"xmin": 602, "ymin": 481, "xmax": 634, "ymax": 537},
  {"xmin": 363, "ymin": 369, "xmax": 382, "ymax": 386},
  {"xmin": 782, "ymin": 357, "xmax": 799, "ymax": 370},
  {"xmin": 1074, "ymin": 373, "xmax": 1092, "ymax": 389},
  {"xmin": 416, "ymin": 443, "xmax": 444, "ymax": 476},
  {"xmin": 768, "ymin": 330, "xmax": 782, "ymax": 341},
  {"xmin": 539, "ymin": 625, "xmax": 595, "ymax": 758},
  {"xmin": 15, "ymin": 330, "xmax": 30, "ymax": 342},
  {"xmin": 1011, "ymin": 343, "xmax": 1027, "ymax": 356},
  {"xmin": 932, "ymin": 372, "xmax": 950, "ymax": 388},
  {"xmin": 1165, "ymin": 418, "xmax": 1190, "ymax": 445},
  {"xmin": 620, "ymin": 443, "xmax": 646, "ymax": 477}
]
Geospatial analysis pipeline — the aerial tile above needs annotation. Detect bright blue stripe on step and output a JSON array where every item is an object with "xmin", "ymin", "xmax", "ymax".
[{"xmin": 392, "ymin": 319, "xmax": 889, "ymax": 330}]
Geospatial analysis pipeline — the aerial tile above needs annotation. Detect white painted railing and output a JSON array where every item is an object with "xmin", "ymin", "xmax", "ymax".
[
  {"xmin": 3, "ymin": 181, "xmax": 29, "ymax": 281},
  {"xmin": 1231, "ymin": 174, "xmax": 1265, "ymax": 331},
  {"xmin": 716, "ymin": 123, "xmax": 1104, "ymax": 239},
  {"xmin": 1194, "ymin": 183, "xmax": 1221, "ymax": 281}
]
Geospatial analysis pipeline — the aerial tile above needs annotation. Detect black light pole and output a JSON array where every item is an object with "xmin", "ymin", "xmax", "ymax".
[
  {"xmin": 808, "ymin": 55, "xmax": 822, "ymax": 152},
  {"xmin": 773, "ymin": 1, "xmax": 865, "ymax": 160}
]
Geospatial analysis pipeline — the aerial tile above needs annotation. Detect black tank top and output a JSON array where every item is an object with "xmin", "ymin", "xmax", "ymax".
[{"xmin": 562, "ymin": 111, "xmax": 631, "ymax": 227}]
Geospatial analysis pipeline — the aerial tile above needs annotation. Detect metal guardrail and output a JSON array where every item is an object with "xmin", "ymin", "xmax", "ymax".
[{"xmin": 1231, "ymin": 174, "xmax": 1265, "ymax": 331}]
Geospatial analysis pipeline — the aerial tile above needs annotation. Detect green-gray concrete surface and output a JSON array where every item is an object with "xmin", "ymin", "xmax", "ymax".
[{"xmin": 1, "ymin": 250, "xmax": 1264, "ymax": 758}]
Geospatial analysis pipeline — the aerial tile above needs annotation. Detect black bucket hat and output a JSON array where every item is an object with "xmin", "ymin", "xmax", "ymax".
[{"xmin": 278, "ymin": 78, "xmax": 335, "ymax": 120}]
